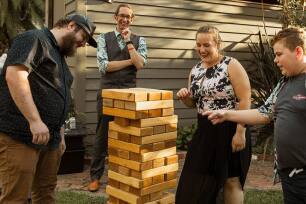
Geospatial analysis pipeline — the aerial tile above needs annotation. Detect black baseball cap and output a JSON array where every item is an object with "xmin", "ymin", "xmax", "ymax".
[{"xmin": 66, "ymin": 14, "xmax": 97, "ymax": 48}]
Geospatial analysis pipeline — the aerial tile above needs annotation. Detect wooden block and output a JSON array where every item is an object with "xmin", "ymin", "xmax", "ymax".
[
  {"xmin": 119, "ymin": 182, "xmax": 130, "ymax": 192},
  {"xmin": 114, "ymin": 117, "xmax": 130, "ymax": 126},
  {"xmin": 140, "ymin": 144, "xmax": 153, "ymax": 153},
  {"xmin": 141, "ymin": 195, "xmax": 151, "ymax": 203},
  {"xmin": 162, "ymin": 108, "xmax": 174, "ymax": 116},
  {"xmin": 165, "ymin": 171, "xmax": 177, "ymax": 181},
  {"xmin": 152, "ymin": 141, "xmax": 166, "ymax": 151},
  {"xmin": 109, "ymin": 178, "xmax": 120, "ymax": 188},
  {"xmin": 109, "ymin": 162, "xmax": 119, "ymax": 172},
  {"xmin": 108, "ymin": 170, "xmax": 141, "ymax": 189},
  {"xmin": 118, "ymin": 165, "xmax": 130, "ymax": 176},
  {"xmin": 141, "ymin": 179, "xmax": 177, "ymax": 196},
  {"xmin": 153, "ymin": 125, "xmax": 166, "ymax": 134},
  {"xmin": 109, "ymin": 122, "xmax": 153, "ymax": 136},
  {"xmin": 103, "ymin": 98, "xmax": 113, "ymax": 107},
  {"xmin": 118, "ymin": 133, "xmax": 130, "ymax": 142},
  {"xmin": 129, "ymin": 115, "xmax": 178, "ymax": 128},
  {"xmin": 152, "ymin": 175, "xmax": 164, "ymax": 185},
  {"xmin": 129, "ymin": 152, "xmax": 142, "ymax": 162},
  {"xmin": 148, "ymin": 109, "xmax": 162, "ymax": 118},
  {"xmin": 124, "ymin": 100, "xmax": 173, "ymax": 111},
  {"xmin": 108, "ymin": 147, "xmax": 118, "ymax": 157},
  {"xmin": 141, "ymin": 161, "xmax": 153, "ymax": 171},
  {"xmin": 153, "ymin": 158, "xmax": 165, "ymax": 168},
  {"xmin": 106, "ymin": 185, "xmax": 140, "ymax": 204},
  {"xmin": 145, "ymin": 192, "xmax": 175, "ymax": 204},
  {"xmin": 108, "ymin": 130, "xmax": 119, "ymax": 139},
  {"xmin": 130, "ymin": 131, "xmax": 177, "ymax": 145},
  {"xmin": 150, "ymin": 191, "xmax": 163, "ymax": 202},
  {"xmin": 109, "ymin": 155, "xmax": 141, "ymax": 171},
  {"xmin": 165, "ymin": 140, "xmax": 177, "ymax": 148},
  {"xmin": 148, "ymin": 92, "xmax": 161, "ymax": 101},
  {"xmin": 165, "ymin": 155, "xmax": 178, "ymax": 165},
  {"xmin": 141, "ymin": 163, "xmax": 179, "ymax": 179},
  {"xmin": 118, "ymin": 149, "xmax": 130, "ymax": 159},
  {"xmin": 103, "ymin": 107, "xmax": 148, "ymax": 119},
  {"xmin": 130, "ymin": 136, "xmax": 141, "ymax": 145},
  {"xmin": 119, "ymin": 200, "xmax": 129, "ymax": 204},
  {"xmin": 161, "ymin": 90, "xmax": 173, "ymax": 100},
  {"xmin": 165, "ymin": 123, "xmax": 177, "ymax": 132},
  {"xmin": 108, "ymin": 196, "xmax": 119, "ymax": 204},
  {"xmin": 109, "ymin": 138, "xmax": 141, "ymax": 153},
  {"xmin": 114, "ymin": 100, "xmax": 125, "ymax": 109},
  {"xmin": 102, "ymin": 89, "xmax": 148, "ymax": 102},
  {"xmin": 129, "ymin": 186, "xmax": 141, "ymax": 196},
  {"xmin": 131, "ymin": 170, "xmax": 141, "ymax": 179},
  {"xmin": 142, "ymin": 177, "xmax": 153, "ymax": 188},
  {"xmin": 142, "ymin": 147, "xmax": 176, "ymax": 162}
]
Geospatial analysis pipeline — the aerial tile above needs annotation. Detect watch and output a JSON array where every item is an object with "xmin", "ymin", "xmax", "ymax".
[{"xmin": 126, "ymin": 41, "xmax": 133, "ymax": 45}]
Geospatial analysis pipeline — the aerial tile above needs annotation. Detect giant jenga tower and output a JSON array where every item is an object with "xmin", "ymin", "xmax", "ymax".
[{"xmin": 102, "ymin": 88, "xmax": 178, "ymax": 204}]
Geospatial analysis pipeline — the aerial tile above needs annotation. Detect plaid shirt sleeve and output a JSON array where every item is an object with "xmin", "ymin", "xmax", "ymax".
[
  {"xmin": 257, "ymin": 77, "xmax": 286, "ymax": 121},
  {"xmin": 137, "ymin": 37, "xmax": 148, "ymax": 65},
  {"xmin": 96, "ymin": 33, "xmax": 109, "ymax": 75}
]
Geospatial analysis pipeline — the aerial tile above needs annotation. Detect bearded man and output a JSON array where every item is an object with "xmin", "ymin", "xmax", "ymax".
[{"xmin": 0, "ymin": 14, "xmax": 97, "ymax": 203}]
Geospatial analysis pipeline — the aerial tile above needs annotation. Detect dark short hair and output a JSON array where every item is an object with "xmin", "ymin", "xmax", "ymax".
[
  {"xmin": 271, "ymin": 27, "xmax": 305, "ymax": 52},
  {"xmin": 114, "ymin": 4, "xmax": 134, "ymax": 18},
  {"xmin": 53, "ymin": 18, "xmax": 71, "ymax": 28}
]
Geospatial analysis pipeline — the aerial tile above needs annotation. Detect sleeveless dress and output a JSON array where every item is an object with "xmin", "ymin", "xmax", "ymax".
[{"xmin": 175, "ymin": 56, "xmax": 251, "ymax": 204}]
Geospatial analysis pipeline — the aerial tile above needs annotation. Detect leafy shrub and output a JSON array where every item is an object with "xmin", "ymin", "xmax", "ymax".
[{"xmin": 176, "ymin": 123, "xmax": 197, "ymax": 150}]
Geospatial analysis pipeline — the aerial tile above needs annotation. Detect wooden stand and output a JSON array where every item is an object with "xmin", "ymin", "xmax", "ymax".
[{"xmin": 103, "ymin": 88, "xmax": 177, "ymax": 204}]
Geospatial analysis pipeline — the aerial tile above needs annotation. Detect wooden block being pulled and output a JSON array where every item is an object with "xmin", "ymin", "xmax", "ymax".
[
  {"xmin": 102, "ymin": 89, "xmax": 148, "ymax": 102},
  {"xmin": 130, "ymin": 163, "xmax": 179, "ymax": 180},
  {"xmin": 103, "ymin": 98, "xmax": 114, "ymax": 107},
  {"xmin": 109, "ymin": 122, "xmax": 153, "ymax": 136},
  {"xmin": 129, "ymin": 115, "xmax": 178, "ymax": 128},
  {"xmin": 124, "ymin": 100, "xmax": 173, "ymax": 111},
  {"xmin": 106, "ymin": 185, "xmax": 140, "ymax": 204},
  {"xmin": 103, "ymin": 107, "xmax": 148, "ymax": 119}
]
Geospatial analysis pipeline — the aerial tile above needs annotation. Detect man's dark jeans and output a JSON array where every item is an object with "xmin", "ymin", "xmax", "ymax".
[
  {"xmin": 279, "ymin": 168, "xmax": 306, "ymax": 204},
  {"xmin": 89, "ymin": 97, "xmax": 113, "ymax": 181}
]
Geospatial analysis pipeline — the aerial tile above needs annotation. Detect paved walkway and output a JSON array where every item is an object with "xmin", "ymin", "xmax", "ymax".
[{"xmin": 56, "ymin": 152, "xmax": 281, "ymax": 196}]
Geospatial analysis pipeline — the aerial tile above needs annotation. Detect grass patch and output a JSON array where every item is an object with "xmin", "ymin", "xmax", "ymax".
[
  {"xmin": 56, "ymin": 189, "xmax": 282, "ymax": 204},
  {"xmin": 56, "ymin": 190, "xmax": 107, "ymax": 204},
  {"xmin": 245, "ymin": 189, "xmax": 283, "ymax": 204}
]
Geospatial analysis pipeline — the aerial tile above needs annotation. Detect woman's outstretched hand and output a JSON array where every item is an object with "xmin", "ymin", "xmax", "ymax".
[{"xmin": 202, "ymin": 110, "xmax": 227, "ymax": 125}]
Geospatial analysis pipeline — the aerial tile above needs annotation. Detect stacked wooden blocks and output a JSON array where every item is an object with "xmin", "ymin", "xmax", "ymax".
[{"xmin": 103, "ymin": 88, "xmax": 178, "ymax": 204}]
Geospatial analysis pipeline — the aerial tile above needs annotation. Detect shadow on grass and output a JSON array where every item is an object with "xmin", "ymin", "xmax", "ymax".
[{"xmin": 56, "ymin": 189, "xmax": 283, "ymax": 204}]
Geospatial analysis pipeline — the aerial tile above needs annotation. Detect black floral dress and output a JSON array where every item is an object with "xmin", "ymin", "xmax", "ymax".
[{"xmin": 175, "ymin": 56, "xmax": 251, "ymax": 204}]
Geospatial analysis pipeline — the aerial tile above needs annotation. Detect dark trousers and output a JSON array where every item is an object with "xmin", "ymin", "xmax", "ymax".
[
  {"xmin": 89, "ymin": 97, "xmax": 113, "ymax": 181},
  {"xmin": 279, "ymin": 168, "xmax": 306, "ymax": 204}
]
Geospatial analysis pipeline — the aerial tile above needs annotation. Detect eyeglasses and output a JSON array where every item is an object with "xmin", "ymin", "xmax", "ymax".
[{"xmin": 117, "ymin": 14, "xmax": 133, "ymax": 20}]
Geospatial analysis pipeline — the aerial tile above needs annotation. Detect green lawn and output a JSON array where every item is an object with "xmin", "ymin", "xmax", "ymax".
[{"xmin": 56, "ymin": 189, "xmax": 283, "ymax": 204}]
